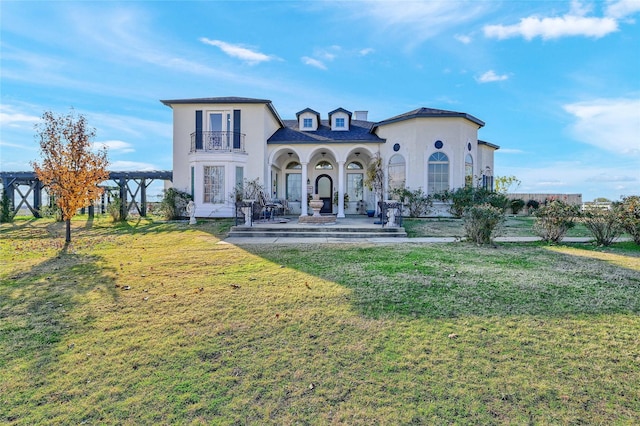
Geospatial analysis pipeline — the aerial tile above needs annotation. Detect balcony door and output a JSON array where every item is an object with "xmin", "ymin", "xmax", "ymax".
[{"xmin": 209, "ymin": 113, "xmax": 223, "ymax": 149}]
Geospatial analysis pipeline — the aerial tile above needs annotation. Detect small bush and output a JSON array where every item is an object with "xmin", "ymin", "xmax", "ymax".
[
  {"xmin": 39, "ymin": 194, "xmax": 63, "ymax": 221},
  {"xmin": 581, "ymin": 208, "xmax": 622, "ymax": 246},
  {"xmin": 1, "ymin": 190, "xmax": 14, "ymax": 223},
  {"xmin": 158, "ymin": 188, "xmax": 192, "ymax": 220},
  {"xmin": 449, "ymin": 187, "xmax": 509, "ymax": 218},
  {"xmin": 463, "ymin": 203, "xmax": 505, "ymax": 244},
  {"xmin": 613, "ymin": 195, "xmax": 640, "ymax": 245},
  {"xmin": 526, "ymin": 199, "xmax": 540, "ymax": 214},
  {"xmin": 390, "ymin": 187, "xmax": 432, "ymax": 218},
  {"xmin": 108, "ymin": 196, "xmax": 127, "ymax": 222},
  {"xmin": 533, "ymin": 200, "xmax": 580, "ymax": 243},
  {"xmin": 510, "ymin": 198, "xmax": 525, "ymax": 215}
]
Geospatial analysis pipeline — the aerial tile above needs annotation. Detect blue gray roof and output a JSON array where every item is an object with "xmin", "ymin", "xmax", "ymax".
[
  {"xmin": 372, "ymin": 107, "xmax": 485, "ymax": 130},
  {"xmin": 268, "ymin": 119, "xmax": 385, "ymax": 144},
  {"xmin": 160, "ymin": 96, "xmax": 272, "ymax": 106}
]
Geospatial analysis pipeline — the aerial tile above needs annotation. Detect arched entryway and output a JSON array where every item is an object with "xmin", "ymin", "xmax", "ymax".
[{"xmin": 315, "ymin": 174, "xmax": 333, "ymax": 213}]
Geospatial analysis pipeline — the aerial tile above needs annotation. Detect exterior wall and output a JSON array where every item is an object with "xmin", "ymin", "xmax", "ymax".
[
  {"xmin": 170, "ymin": 102, "xmax": 281, "ymax": 217},
  {"xmin": 375, "ymin": 117, "xmax": 483, "ymax": 196},
  {"xmin": 168, "ymin": 100, "xmax": 497, "ymax": 218},
  {"xmin": 477, "ymin": 144, "xmax": 495, "ymax": 179}
]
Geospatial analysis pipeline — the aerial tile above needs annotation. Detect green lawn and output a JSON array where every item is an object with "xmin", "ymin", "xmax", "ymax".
[
  {"xmin": 1, "ymin": 216, "xmax": 639, "ymax": 424},
  {"xmin": 403, "ymin": 215, "xmax": 594, "ymax": 238}
]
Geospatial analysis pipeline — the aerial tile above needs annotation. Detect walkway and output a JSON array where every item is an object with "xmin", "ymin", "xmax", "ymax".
[{"xmin": 220, "ymin": 236, "xmax": 609, "ymax": 245}]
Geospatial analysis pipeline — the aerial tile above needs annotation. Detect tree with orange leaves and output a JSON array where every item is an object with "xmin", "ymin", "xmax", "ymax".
[{"xmin": 32, "ymin": 110, "xmax": 109, "ymax": 243}]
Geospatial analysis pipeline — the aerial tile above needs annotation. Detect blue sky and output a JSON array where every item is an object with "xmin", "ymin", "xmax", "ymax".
[{"xmin": 1, "ymin": 0, "xmax": 639, "ymax": 202}]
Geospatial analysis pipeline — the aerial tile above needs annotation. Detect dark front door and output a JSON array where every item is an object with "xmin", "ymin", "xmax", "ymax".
[{"xmin": 316, "ymin": 175, "xmax": 332, "ymax": 213}]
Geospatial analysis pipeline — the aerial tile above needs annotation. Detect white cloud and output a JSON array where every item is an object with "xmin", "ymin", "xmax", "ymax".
[
  {"xmin": 0, "ymin": 105, "xmax": 40, "ymax": 126},
  {"xmin": 454, "ymin": 34, "xmax": 472, "ymax": 44},
  {"xmin": 606, "ymin": 0, "xmax": 640, "ymax": 19},
  {"xmin": 93, "ymin": 140, "xmax": 135, "ymax": 153},
  {"xmin": 476, "ymin": 70, "xmax": 509, "ymax": 83},
  {"xmin": 484, "ymin": 15, "xmax": 618, "ymax": 40},
  {"xmin": 301, "ymin": 56, "xmax": 327, "ymax": 70},
  {"xmin": 563, "ymin": 97, "xmax": 640, "ymax": 157},
  {"xmin": 199, "ymin": 38, "xmax": 276, "ymax": 65},
  {"xmin": 359, "ymin": 48, "xmax": 375, "ymax": 56},
  {"xmin": 483, "ymin": 1, "xmax": 622, "ymax": 41}
]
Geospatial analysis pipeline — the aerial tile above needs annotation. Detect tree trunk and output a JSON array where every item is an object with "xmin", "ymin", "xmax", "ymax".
[{"xmin": 65, "ymin": 218, "xmax": 71, "ymax": 243}]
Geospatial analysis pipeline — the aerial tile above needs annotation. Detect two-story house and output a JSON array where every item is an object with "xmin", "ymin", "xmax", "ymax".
[{"xmin": 161, "ymin": 97, "xmax": 499, "ymax": 218}]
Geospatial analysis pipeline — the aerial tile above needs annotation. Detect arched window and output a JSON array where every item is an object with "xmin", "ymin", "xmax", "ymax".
[
  {"xmin": 428, "ymin": 152, "xmax": 449, "ymax": 194},
  {"xmin": 315, "ymin": 160, "xmax": 333, "ymax": 170},
  {"xmin": 346, "ymin": 162, "xmax": 364, "ymax": 201},
  {"xmin": 388, "ymin": 154, "xmax": 405, "ymax": 192},
  {"xmin": 465, "ymin": 154, "xmax": 473, "ymax": 187},
  {"xmin": 286, "ymin": 162, "xmax": 302, "ymax": 170}
]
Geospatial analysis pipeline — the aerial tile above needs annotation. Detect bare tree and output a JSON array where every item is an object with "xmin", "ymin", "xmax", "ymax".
[{"xmin": 32, "ymin": 110, "xmax": 109, "ymax": 243}]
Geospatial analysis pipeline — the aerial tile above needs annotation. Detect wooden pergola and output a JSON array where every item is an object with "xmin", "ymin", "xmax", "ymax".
[{"xmin": 0, "ymin": 171, "xmax": 173, "ymax": 218}]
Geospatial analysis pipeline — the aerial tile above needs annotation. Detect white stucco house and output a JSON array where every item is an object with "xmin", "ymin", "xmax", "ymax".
[{"xmin": 161, "ymin": 97, "xmax": 499, "ymax": 218}]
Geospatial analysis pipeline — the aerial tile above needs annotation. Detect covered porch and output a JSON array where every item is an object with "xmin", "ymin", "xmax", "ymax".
[{"xmin": 267, "ymin": 145, "xmax": 379, "ymax": 218}]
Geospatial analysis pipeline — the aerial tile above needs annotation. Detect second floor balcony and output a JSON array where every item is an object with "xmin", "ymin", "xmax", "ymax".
[{"xmin": 190, "ymin": 131, "xmax": 246, "ymax": 153}]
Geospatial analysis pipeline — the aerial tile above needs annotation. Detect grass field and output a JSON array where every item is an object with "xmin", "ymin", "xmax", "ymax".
[{"xmin": 1, "ymin": 216, "xmax": 639, "ymax": 424}]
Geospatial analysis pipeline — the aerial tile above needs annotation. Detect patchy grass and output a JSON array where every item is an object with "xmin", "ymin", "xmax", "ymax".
[{"xmin": 1, "ymin": 216, "xmax": 639, "ymax": 424}]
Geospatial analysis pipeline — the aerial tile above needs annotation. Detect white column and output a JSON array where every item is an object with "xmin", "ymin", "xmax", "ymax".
[
  {"xmin": 300, "ymin": 162, "xmax": 308, "ymax": 217},
  {"xmin": 337, "ymin": 160, "xmax": 345, "ymax": 218}
]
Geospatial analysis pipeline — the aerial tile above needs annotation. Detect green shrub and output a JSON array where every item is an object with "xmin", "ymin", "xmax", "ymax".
[
  {"xmin": 533, "ymin": 200, "xmax": 580, "ymax": 243},
  {"xmin": 463, "ymin": 203, "xmax": 505, "ymax": 244},
  {"xmin": 449, "ymin": 187, "xmax": 509, "ymax": 218},
  {"xmin": 1, "ymin": 190, "xmax": 14, "ymax": 223},
  {"xmin": 526, "ymin": 199, "xmax": 540, "ymax": 214},
  {"xmin": 390, "ymin": 187, "xmax": 432, "ymax": 218},
  {"xmin": 581, "ymin": 208, "xmax": 622, "ymax": 246},
  {"xmin": 108, "ymin": 196, "xmax": 127, "ymax": 222},
  {"xmin": 510, "ymin": 198, "xmax": 525, "ymax": 215},
  {"xmin": 613, "ymin": 195, "xmax": 640, "ymax": 245},
  {"xmin": 158, "ymin": 188, "xmax": 192, "ymax": 220}
]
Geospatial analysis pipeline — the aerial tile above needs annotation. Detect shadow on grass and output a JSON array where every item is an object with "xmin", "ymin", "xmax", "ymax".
[
  {"xmin": 0, "ymin": 246, "xmax": 118, "ymax": 421},
  {"xmin": 238, "ymin": 242, "xmax": 640, "ymax": 319}
]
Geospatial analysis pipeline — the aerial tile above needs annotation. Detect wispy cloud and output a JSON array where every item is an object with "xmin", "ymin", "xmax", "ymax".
[
  {"xmin": 110, "ymin": 160, "xmax": 159, "ymax": 171},
  {"xmin": 357, "ymin": 1, "xmax": 492, "ymax": 47},
  {"xmin": 498, "ymin": 148, "xmax": 525, "ymax": 154},
  {"xmin": 606, "ymin": 0, "xmax": 640, "ymax": 19},
  {"xmin": 0, "ymin": 105, "xmax": 40, "ymax": 127},
  {"xmin": 563, "ymin": 97, "xmax": 640, "ymax": 157},
  {"xmin": 476, "ymin": 70, "xmax": 509, "ymax": 83},
  {"xmin": 93, "ymin": 140, "xmax": 135, "ymax": 153},
  {"xmin": 482, "ymin": 0, "xmax": 633, "ymax": 40},
  {"xmin": 454, "ymin": 34, "xmax": 472, "ymax": 44},
  {"xmin": 199, "ymin": 38, "xmax": 277, "ymax": 65},
  {"xmin": 301, "ymin": 56, "xmax": 327, "ymax": 70},
  {"xmin": 359, "ymin": 48, "xmax": 375, "ymax": 56}
]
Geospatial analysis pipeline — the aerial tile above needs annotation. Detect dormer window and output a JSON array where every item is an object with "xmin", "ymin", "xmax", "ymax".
[
  {"xmin": 296, "ymin": 108, "xmax": 320, "ymax": 131},
  {"xmin": 328, "ymin": 108, "xmax": 351, "ymax": 131}
]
